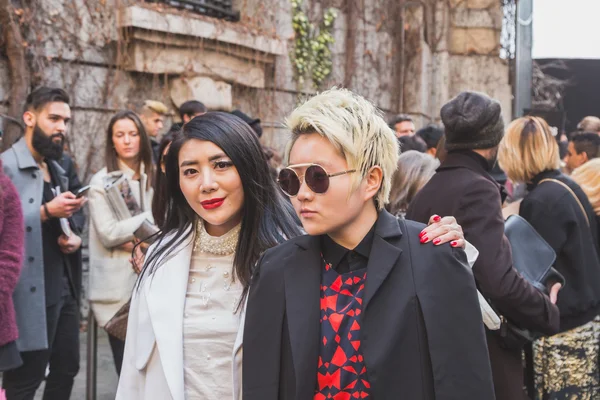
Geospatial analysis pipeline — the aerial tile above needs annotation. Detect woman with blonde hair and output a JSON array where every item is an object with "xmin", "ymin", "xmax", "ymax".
[
  {"xmin": 386, "ymin": 150, "xmax": 439, "ymax": 217},
  {"xmin": 572, "ymin": 158, "xmax": 600, "ymax": 251},
  {"xmin": 572, "ymin": 158, "xmax": 600, "ymax": 216},
  {"xmin": 498, "ymin": 116, "xmax": 600, "ymax": 399}
]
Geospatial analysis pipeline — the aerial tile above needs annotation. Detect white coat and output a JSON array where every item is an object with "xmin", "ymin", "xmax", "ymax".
[
  {"xmin": 88, "ymin": 162, "xmax": 154, "ymax": 326},
  {"xmin": 116, "ymin": 230, "xmax": 245, "ymax": 400}
]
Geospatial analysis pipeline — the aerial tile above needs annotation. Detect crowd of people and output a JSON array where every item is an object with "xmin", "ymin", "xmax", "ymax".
[{"xmin": 0, "ymin": 85, "xmax": 599, "ymax": 400}]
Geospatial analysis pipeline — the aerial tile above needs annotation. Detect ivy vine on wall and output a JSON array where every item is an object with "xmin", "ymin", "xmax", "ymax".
[{"xmin": 291, "ymin": 0, "xmax": 337, "ymax": 89}]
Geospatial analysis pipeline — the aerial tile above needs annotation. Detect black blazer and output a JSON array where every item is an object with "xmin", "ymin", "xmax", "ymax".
[
  {"xmin": 243, "ymin": 210, "xmax": 495, "ymax": 400},
  {"xmin": 46, "ymin": 159, "xmax": 83, "ymax": 304}
]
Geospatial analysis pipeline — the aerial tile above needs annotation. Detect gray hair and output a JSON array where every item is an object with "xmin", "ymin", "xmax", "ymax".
[{"xmin": 386, "ymin": 150, "xmax": 440, "ymax": 216}]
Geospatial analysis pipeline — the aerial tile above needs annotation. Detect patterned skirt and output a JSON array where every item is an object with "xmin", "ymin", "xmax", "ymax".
[{"xmin": 533, "ymin": 315, "xmax": 600, "ymax": 400}]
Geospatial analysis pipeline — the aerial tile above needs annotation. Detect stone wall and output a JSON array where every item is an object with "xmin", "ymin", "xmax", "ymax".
[{"xmin": 1, "ymin": 0, "xmax": 511, "ymax": 180}]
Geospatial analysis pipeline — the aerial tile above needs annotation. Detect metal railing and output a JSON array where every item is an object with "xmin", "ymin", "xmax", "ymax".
[
  {"xmin": 86, "ymin": 311, "xmax": 98, "ymax": 400},
  {"xmin": 148, "ymin": 0, "xmax": 240, "ymax": 21}
]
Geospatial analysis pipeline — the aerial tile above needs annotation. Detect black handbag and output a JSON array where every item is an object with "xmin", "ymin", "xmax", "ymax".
[{"xmin": 497, "ymin": 214, "xmax": 565, "ymax": 348}]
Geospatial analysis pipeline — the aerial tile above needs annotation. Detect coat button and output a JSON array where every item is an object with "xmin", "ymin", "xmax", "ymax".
[
  {"xmin": 30, "ymin": 286, "xmax": 36, "ymax": 293},
  {"xmin": 26, "ymin": 226, "xmax": 32, "ymax": 232},
  {"xmin": 31, "ymin": 173, "xmax": 37, "ymax": 179},
  {"xmin": 29, "ymin": 198, "xmax": 34, "ymax": 204},
  {"xmin": 28, "ymin": 256, "xmax": 34, "ymax": 262}
]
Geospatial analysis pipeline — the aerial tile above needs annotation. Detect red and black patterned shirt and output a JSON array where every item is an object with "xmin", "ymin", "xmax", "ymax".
[{"xmin": 315, "ymin": 229, "xmax": 374, "ymax": 400}]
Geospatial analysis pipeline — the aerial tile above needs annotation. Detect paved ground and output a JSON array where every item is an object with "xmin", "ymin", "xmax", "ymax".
[{"xmin": 1, "ymin": 328, "xmax": 118, "ymax": 400}]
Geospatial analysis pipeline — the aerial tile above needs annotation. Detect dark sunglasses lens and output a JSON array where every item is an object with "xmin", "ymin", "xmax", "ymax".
[
  {"xmin": 306, "ymin": 165, "xmax": 330, "ymax": 194},
  {"xmin": 278, "ymin": 169, "xmax": 300, "ymax": 196}
]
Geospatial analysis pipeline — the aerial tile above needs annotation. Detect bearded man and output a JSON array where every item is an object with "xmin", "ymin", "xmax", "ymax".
[{"xmin": 1, "ymin": 87, "xmax": 86, "ymax": 400}]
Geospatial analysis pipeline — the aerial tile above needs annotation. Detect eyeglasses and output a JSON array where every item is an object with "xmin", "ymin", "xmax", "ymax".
[{"xmin": 277, "ymin": 163, "xmax": 356, "ymax": 197}]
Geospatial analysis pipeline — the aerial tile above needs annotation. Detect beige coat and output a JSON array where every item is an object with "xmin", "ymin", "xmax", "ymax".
[
  {"xmin": 116, "ymin": 230, "xmax": 245, "ymax": 400},
  {"xmin": 88, "ymin": 162, "xmax": 154, "ymax": 326}
]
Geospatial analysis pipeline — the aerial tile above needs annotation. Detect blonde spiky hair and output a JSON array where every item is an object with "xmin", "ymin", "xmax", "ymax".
[
  {"xmin": 142, "ymin": 100, "xmax": 169, "ymax": 116},
  {"xmin": 285, "ymin": 88, "xmax": 399, "ymax": 210}
]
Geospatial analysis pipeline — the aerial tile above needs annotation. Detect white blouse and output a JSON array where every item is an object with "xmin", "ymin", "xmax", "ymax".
[{"xmin": 182, "ymin": 248, "xmax": 243, "ymax": 399}]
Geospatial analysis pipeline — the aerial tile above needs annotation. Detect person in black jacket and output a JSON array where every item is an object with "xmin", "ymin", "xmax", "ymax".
[
  {"xmin": 407, "ymin": 92, "xmax": 561, "ymax": 400},
  {"xmin": 243, "ymin": 88, "xmax": 495, "ymax": 400},
  {"xmin": 498, "ymin": 116, "xmax": 600, "ymax": 399}
]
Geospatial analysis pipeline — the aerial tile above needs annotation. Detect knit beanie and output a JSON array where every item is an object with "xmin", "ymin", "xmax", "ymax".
[{"xmin": 441, "ymin": 91, "xmax": 504, "ymax": 151}]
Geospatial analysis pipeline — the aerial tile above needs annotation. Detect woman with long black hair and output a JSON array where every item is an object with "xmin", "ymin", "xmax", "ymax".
[{"xmin": 116, "ymin": 112, "xmax": 467, "ymax": 400}]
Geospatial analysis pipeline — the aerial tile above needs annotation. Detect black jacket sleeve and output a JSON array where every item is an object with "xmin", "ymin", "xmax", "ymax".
[
  {"xmin": 414, "ymin": 241, "xmax": 496, "ymax": 399},
  {"xmin": 243, "ymin": 251, "xmax": 285, "ymax": 400}
]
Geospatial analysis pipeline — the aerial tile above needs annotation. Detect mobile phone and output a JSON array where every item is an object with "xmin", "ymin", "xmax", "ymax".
[{"xmin": 75, "ymin": 185, "xmax": 91, "ymax": 198}]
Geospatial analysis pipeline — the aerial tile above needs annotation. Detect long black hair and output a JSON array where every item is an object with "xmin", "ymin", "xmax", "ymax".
[
  {"xmin": 152, "ymin": 126, "xmax": 181, "ymax": 229},
  {"xmin": 138, "ymin": 112, "xmax": 301, "ymax": 296}
]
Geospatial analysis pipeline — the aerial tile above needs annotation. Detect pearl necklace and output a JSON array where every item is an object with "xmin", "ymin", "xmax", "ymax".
[{"xmin": 193, "ymin": 219, "xmax": 241, "ymax": 256}]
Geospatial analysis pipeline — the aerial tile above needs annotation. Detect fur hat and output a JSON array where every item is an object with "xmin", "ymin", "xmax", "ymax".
[{"xmin": 441, "ymin": 91, "xmax": 504, "ymax": 151}]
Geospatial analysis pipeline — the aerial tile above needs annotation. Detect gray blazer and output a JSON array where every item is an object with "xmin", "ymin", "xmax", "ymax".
[{"xmin": 1, "ymin": 138, "xmax": 69, "ymax": 352}]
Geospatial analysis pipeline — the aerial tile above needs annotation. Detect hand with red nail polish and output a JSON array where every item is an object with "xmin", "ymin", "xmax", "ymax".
[{"xmin": 420, "ymin": 215, "xmax": 466, "ymax": 248}]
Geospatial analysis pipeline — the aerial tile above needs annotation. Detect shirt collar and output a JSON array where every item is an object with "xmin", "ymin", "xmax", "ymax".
[{"xmin": 321, "ymin": 222, "xmax": 376, "ymax": 268}]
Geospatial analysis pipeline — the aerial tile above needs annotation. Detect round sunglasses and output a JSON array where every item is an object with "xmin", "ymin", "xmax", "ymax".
[{"xmin": 277, "ymin": 163, "xmax": 356, "ymax": 197}]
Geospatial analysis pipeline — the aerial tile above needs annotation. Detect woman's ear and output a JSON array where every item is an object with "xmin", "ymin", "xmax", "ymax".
[{"xmin": 364, "ymin": 166, "xmax": 383, "ymax": 200}]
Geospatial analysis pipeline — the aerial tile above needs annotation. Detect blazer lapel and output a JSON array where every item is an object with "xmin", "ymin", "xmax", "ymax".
[
  {"xmin": 145, "ymin": 232, "xmax": 194, "ymax": 400},
  {"xmin": 363, "ymin": 211, "xmax": 403, "ymax": 311},
  {"xmin": 284, "ymin": 235, "xmax": 322, "ymax": 398}
]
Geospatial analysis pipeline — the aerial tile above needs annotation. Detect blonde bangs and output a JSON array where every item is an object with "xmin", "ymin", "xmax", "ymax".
[
  {"xmin": 499, "ymin": 117, "xmax": 560, "ymax": 183},
  {"xmin": 285, "ymin": 88, "xmax": 399, "ymax": 209}
]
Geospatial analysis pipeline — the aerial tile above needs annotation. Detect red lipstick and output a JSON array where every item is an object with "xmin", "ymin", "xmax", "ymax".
[{"xmin": 201, "ymin": 197, "xmax": 225, "ymax": 210}]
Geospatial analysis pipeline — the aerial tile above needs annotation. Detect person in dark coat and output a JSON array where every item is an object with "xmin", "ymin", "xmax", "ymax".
[
  {"xmin": 406, "ymin": 91, "xmax": 561, "ymax": 400},
  {"xmin": 244, "ymin": 88, "xmax": 495, "ymax": 400},
  {"xmin": 499, "ymin": 116, "xmax": 600, "ymax": 399}
]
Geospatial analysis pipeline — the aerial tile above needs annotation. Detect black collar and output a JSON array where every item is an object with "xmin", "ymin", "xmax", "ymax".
[
  {"xmin": 527, "ymin": 169, "xmax": 561, "ymax": 191},
  {"xmin": 321, "ymin": 222, "xmax": 376, "ymax": 268},
  {"xmin": 294, "ymin": 210, "xmax": 403, "ymax": 252},
  {"xmin": 438, "ymin": 151, "xmax": 507, "ymax": 203}
]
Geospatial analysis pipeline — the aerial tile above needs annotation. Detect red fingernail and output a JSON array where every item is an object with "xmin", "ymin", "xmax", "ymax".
[
  {"xmin": 420, "ymin": 236, "xmax": 428, "ymax": 243},
  {"xmin": 433, "ymin": 215, "xmax": 441, "ymax": 222},
  {"xmin": 433, "ymin": 238, "xmax": 441, "ymax": 245},
  {"xmin": 451, "ymin": 241, "xmax": 458, "ymax": 247},
  {"xmin": 419, "ymin": 231, "xmax": 426, "ymax": 238}
]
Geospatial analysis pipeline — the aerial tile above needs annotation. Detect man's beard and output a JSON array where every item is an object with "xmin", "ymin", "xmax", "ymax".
[{"xmin": 32, "ymin": 124, "xmax": 65, "ymax": 160}]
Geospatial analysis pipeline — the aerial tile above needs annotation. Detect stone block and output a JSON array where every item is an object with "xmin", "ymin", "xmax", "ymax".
[
  {"xmin": 40, "ymin": 64, "xmax": 133, "ymax": 110},
  {"xmin": 449, "ymin": 27, "xmax": 500, "ymax": 55},
  {"xmin": 126, "ymin": 42, "xmax": 267, "ymax": 88},
  {"xmin": 171, "ymin": 76, "xmax": 233, "ymax": 112},
  {"xmin": 452, "ymin": 7, "xmax": 502, "ymax": 29},
  {"xmin": 448, "ymin": 55, "xmax": 512, "ymax": 124},
  {"xmin": 449, "ymin": 0, "xmax": 498, "ymax": 10},
  {"xmin": 119, "ymin": 5, "xmax": 286, "ymax": 56},
  {"xmin": 66, "ymin": 110, "xmax": 114, "ymax": 182}
]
